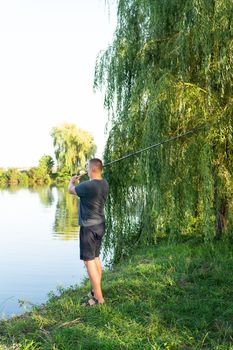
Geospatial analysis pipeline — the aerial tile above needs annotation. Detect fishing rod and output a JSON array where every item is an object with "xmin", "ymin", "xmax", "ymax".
[
  {"xmin": 103, "ymin": 124, "xmax": 206, "ymax": 167},
  {"xmin": 77, "ymin": 124, "xmax": 207, "ymax": 177}
]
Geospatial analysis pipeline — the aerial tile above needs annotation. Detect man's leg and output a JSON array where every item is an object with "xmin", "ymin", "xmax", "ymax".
[
  {"xmin": 84, "ymin": 259, "xmax": 104, "ymax": 304},
  {"xmin": 94, "ymin": 256, "xmax": 102, "ymax": 280},
  {"xmin": 88, "ymin": 257, "xmax": 102, "ymax": 294}
]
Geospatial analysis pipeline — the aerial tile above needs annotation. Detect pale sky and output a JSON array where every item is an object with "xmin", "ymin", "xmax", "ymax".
[{"xmin": 0, "ymin": 0, "xmax": 117, "ymax": 168}]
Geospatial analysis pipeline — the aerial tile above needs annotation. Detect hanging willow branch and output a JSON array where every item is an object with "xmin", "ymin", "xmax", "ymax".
[{"xmin": 95, "ymin": 0, "xmax": 233, "ymax": 262}]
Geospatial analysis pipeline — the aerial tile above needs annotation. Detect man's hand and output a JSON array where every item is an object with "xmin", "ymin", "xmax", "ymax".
[
  {"xmin": 68, "ymin": 175, "xmax": 80, "ymax": 195},
  {"xmin": 71, "ymin": 175, "xmax": 80, "ymax": 184}
]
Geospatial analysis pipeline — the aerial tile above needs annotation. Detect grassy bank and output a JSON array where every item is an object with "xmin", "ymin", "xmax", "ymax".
[{"xmin": 0, "ymin": 240, "xmax": 233, "ymax": 350}]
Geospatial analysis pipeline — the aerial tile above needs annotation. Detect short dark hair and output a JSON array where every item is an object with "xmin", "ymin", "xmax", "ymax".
[{"xmin": 89, "ymin": 158, "xmax": 103, "ymax": 171}]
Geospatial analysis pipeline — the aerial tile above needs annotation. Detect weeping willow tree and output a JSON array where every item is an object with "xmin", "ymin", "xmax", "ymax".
[
  {"xmin": 51, "ymin": 123, "xmax": 96, "ymax": 174},
  {"xmin": 95, "ymin": 0, "xmax": 233, "ymax": 261}
]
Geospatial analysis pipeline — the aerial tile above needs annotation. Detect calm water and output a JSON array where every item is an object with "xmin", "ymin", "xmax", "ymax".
[{"xmin": 0, "ymin": 186, "xmax": 91, "ymax": 319}]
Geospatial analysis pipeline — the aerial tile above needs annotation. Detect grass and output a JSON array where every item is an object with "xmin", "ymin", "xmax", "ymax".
[{"xmin": 0, "ymin": 240, "xmax": 233, "ymax": 350}]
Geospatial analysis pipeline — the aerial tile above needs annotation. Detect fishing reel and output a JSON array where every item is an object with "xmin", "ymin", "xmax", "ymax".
[
  {"xmin": 71, "ymin": 170, "xmax": 88, "ymax": 178},
  {"xmin": 79, "ymin": 170, "xmax": 88, "ymax": 177}
]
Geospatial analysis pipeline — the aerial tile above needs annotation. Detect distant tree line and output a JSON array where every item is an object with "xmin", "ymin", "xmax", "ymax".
[{"xmin": 0, "ymin": 123, "xmax": 96, "ymax": 187}]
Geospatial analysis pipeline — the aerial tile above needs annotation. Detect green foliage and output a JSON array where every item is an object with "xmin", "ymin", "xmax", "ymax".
[
  {"xmin": 95, "ymin": 0, "xmax": 233, "ymax": 260},
  {"xmin": 26, "ymin": 167, "xmax": 50, "ymax": 185},
  {"xmin": 0, "ymin": 168, "xmax": 8, "ymax": 186},
  {"xmin": 51, "ymin": 123, "xmax": 96, "ymax": 174},
  {"xmin": 0, "ymin": 155, "xmax": 55, "ymax": 188},
  {"xmin": 26, "ymin": 155, "xmax": 54, "ymax": 185},
  {"xmin": 4, "ymin": 168, "xmax": 29, "ymax": 186},
  {"xmin": 38, "ymin": 155, "xmax": 54, "ymax": 176}
]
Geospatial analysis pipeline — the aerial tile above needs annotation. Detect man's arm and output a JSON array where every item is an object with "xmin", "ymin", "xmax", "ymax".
[{"xmin": 68, "ymin": 175, "xmax": 80, "ymax": 195}]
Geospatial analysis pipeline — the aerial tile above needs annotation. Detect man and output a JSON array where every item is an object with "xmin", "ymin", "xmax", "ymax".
[{"xmin": 68, "ymin": 158, "xmax": 109, "ymax": 306}]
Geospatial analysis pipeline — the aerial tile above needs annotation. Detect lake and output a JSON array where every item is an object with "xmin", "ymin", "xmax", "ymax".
[{"xmin": 0, "ymin": 185, "xmax": 100, "ymax": 319}]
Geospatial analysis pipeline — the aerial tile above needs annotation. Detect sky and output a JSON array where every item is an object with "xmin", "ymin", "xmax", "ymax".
[{"xmin": 0, "ymin": 0, "xmax": 117, "ymax": 168}]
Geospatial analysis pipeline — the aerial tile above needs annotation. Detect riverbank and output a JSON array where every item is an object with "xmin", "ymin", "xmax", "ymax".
[{"xmin": 0, "ymin": 240, "xmax": 232, "ymax": 350}]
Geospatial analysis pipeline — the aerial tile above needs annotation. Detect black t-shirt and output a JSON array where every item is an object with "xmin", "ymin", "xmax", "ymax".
[{"xmin": 75, "ymin": 179, "xmax": 109, "ymax": 227}]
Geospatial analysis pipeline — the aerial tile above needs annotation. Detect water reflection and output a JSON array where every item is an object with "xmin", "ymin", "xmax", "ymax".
[
  {"xmin": 33, "ymin": 185, "xmax": 55, "ymax": 207},
  {"xmin": 53, "ymin": 186, "xmax": 79, "ymax": 240},
  {"xmin": 1, "ymin": 185, "xmax": 79, "ymax": 239},
  {"xmin": 29, "ymin": 185, "xmax": 79, "ymax": 240},
  {"xmin": 0, "ymin": 186, "xmax": 84, "ymax": 318}
]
